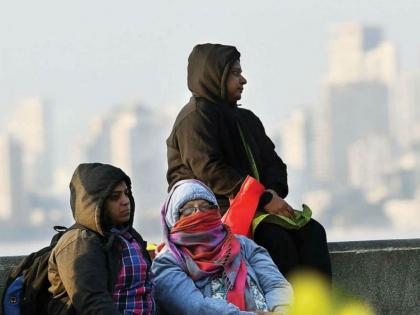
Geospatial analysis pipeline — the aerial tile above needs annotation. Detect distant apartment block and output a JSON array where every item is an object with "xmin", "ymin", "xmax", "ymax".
[
  {"xmin": 323, "ymin": 24, "xmax": 397, "ymax": 185},
  {"xmin": 8, "ymin": 97, "xmax": 53, "ymax": 192},
  {"xmin": 0, "ymin": 134, "xmax": 24, "ymax": 224}
]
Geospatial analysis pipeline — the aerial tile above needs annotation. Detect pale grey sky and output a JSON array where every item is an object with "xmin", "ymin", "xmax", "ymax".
[{"xmin": 1, "ymin": 0, "xmax": 419, "ymax": 166}]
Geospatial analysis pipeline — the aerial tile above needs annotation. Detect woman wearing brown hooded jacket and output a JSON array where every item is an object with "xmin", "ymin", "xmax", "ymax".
[
  {"xmin": 48, "ymin": 163, "xmax": 154, "ymax": 315},
  {"xmin": 166, "ymin": 43, "xmax": 332, "ymax": 282}
]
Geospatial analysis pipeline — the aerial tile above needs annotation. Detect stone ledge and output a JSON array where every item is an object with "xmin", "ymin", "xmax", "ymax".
[
  {"xmin": 328, "ymin": 239, "xmax": 420, "ymax": 315},
  {"xmin": 329, "ymin": 238, "xmax": 420, "ymax": 252}
]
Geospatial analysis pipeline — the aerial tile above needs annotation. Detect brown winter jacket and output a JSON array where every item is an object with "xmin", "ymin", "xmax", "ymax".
[
  {"xmin": 48, "ymin": 163, "xmax": 151, "ymax": 315},
  {"xmin": 167, "ymin": 44, "xmax": 288, "ymax": 208}
]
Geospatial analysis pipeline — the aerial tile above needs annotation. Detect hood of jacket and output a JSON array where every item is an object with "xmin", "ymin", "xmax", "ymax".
[
  {"xmin": 69, "ymin": 163, "xmax": 134, "ymax": 236},
  {"xmin": 187, "ymin": 43, "xmax": 240, "ymax": 104}
]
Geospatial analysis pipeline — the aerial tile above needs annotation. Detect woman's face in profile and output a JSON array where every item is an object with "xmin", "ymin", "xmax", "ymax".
[{"xmin": 104, "ymin": 181, "xmax": 131, "ymax": 227}]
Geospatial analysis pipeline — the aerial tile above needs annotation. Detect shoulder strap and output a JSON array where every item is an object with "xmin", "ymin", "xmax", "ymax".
[{"xmin": 50, "ymin": 223, "xmax": 85, "ymax": 246}]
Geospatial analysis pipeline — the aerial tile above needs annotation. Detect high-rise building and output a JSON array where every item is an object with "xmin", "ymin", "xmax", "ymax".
[
  {"xmin": 277, "ymin": 107, "xmax": 324, "ymax": 205},
  {"xmin": 310, "ymin": 100, "xmax": 332, "ymax": 183},
  {"xmin": 393, "ymin": 71, "xmax": 420, "ymax": 149},
  {"xmin": 110, "ymin": 109, "xmax": 141, "ymax": 176},
  {"xmin": 327, "ymin": 23, "xmax": 397, "ymax": 86},
  {"xmin": 85, "ymin": 117, "xmax": 112, "ymax": 164},
  {"xmin": 322, "ymin": 24, "xmax": 397, "ymax": 185},
  {"xmin": 347, "ymin": 134, "xmax": 393, "ymax": 203},
  {"xmin": 8, "ymin": 98, "xmax": 53, "ymax": 192},
  {"xmin": 0, "ymin": 134, "xmax": 25, "ymax": 224},
  {"xmin": 327, "ymin": 81, "xmax": 390, "ymax": 184},
  {"xmin": 279, "ymin": 109, "xmax": 310, "ymax": 172}
]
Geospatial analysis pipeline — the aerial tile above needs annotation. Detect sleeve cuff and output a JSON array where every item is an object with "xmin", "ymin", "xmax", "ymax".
[{"xmin": 258, "ymin": 191, "xmax": 273, "ymax": 209}]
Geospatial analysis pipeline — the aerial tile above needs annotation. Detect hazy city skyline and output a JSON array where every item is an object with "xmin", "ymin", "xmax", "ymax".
[
  {"xmin": 1, "ymin": 2, "xmax": 420, "ymax": 254},
  {"xmin": 1, "ymin": 2, "xmax": 420, "ymax": 147}
]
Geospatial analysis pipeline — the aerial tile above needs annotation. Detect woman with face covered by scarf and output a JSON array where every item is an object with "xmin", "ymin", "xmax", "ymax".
[{"xmin": 152, "ymin": 180, "xmax": 293, "ymax": 315}]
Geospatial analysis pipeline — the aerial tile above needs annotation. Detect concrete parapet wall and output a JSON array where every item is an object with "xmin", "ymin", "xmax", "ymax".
[
  {"xmin": 1, "ymin": 239, "xmax": 419, "ymax": 315},
  {"xmin": 328, "ymin": 239, "xmax": 420, "ymax": 315}
]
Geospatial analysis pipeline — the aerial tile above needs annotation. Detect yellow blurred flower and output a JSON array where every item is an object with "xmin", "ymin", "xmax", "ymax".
[
  {"xmin": 288, "ymin": 270, "xmax": 332, "ymax": 315},
  {"xmin": 286, "ymin": 270, "xmax": 375, "ymax": 315},
  {"xmin": 337, "ymin": 302, "xmax": 375, "ymax": 315}
]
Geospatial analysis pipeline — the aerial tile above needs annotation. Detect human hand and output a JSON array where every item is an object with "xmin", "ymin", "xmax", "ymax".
[{"xmin": 264, "ymin": 190, "xmax": 294, "ymax": 218}]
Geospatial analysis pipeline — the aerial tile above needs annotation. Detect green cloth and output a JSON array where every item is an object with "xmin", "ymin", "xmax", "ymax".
[
  {"xmin": 252, "ymin": 204, "xmax": 312, "ymax": 234},
  {"xmin": 237, "ymin": 114, "xmax": 311, "ymax": 233},
  {"xmin": 237, "ymin": 122, "xmax": 260, "ymax": 181}
]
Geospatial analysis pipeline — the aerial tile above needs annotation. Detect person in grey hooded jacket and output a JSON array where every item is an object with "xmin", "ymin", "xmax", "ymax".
[
  {"xmin": 48, "ymin": 163, "xmax": 154, "ymax": 315},
  {"xmin": 152, "ymin": 179, "xmax": 293, "ymax": 315}
]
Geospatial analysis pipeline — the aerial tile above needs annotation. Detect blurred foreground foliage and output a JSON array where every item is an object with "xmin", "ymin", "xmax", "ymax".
[{"xmin": 287, "ymin": 270, "xmax": 375, "ymax": 315}]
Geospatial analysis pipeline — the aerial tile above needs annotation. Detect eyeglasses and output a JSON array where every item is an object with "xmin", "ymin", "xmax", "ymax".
[{"xmin": 179, "ymin": 204, "xmax": 219, "ymax": 217}]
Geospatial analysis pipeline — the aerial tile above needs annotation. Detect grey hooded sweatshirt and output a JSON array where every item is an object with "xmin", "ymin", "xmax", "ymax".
[{"xmin": 48, "ymin": 163, "xmax": 152, "ymax": 315}]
